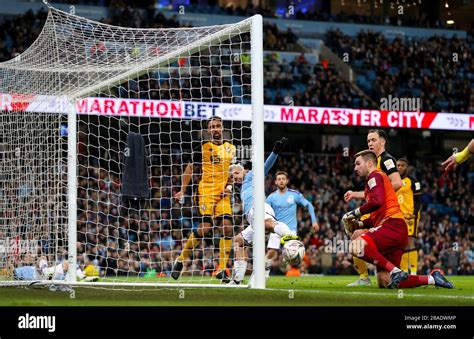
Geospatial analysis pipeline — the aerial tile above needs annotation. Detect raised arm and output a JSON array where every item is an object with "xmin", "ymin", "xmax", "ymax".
[
  {"xmin": 264, "ymin": 138, "xmax": 288, "ymax": 176},
  {"xmin": 264, "ymin": 152, "xmax": 278, "ymax": 176}
]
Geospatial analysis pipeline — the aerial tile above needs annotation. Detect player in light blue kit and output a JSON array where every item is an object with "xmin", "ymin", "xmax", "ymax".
[
  {"xmin": 266, "ymin": 171, "xmax": 319, "ymax": 277},
  {"xmin": 13, "ymin": 255, "xmax": 96, "ymax": 282},
  {"xmin": 228, "ymin": 138, "xmax": 298, "ymax": 284}
]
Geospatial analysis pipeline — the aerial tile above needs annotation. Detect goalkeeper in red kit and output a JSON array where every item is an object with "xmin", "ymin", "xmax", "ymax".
[{"xmin": 343, "ymin": 150, "xmax": 453, "ymax": 289}]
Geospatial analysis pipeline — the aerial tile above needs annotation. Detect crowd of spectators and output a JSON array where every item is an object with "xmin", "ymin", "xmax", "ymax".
[
  {"xmin": 2, "ymin": 7, "xmax": 472, "ymax": 113},
  {"xmin": 154, "ymin": 2, "xmax": 459, "ymax": 30},
  {"xmin": 325, "ymin": 29, "xmax": 474, "ymax": 113},
  {"xmin": 0, "ymin": 6, "xmax": 298, "ymax": 64},
  {"xmin": 264, "ymin": 52, "xmax": 372, "ymax": 108},
  {"xmin": 46, "ymin": 0, "xmax": 459, "ymax": 30},
  {"xmin": 0, "ymin": 9, "xmax": 47, "ymax": 63}
]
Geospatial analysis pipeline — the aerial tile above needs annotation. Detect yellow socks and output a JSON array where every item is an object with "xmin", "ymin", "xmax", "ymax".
[
  {"xmin": 178, "ymin": 233, "xmax": 201, "ymax": 262},
  {"xmin": 219, "ymin": 238, "xmax": 232, "ymax": 271},
  {"xmin": 400, "ymin": 250, "xmax": 418, "ymax": 274},
  {"xmin": 400, "ymin": 252, "xmax": 409, "ymax": 273},
  {"xmin": 353, "ymin": 257, "xmax": 369, "ymax": 279},
  {"xmin": 409, "ymin": 250, "xmax": 418, "ymax": 275}
]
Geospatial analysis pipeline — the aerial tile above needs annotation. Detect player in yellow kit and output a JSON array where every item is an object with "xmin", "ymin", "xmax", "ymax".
[
  {"xmin": 396, "ymin": 158, "xmax": 422, "ymax": 275},
  {"xmin": 172, "ymin": 116, "xmax": 236, "ymax": 282},
  {"xmin": 344, "ymin": 129, "xmax": 402, "ymax": 286}
]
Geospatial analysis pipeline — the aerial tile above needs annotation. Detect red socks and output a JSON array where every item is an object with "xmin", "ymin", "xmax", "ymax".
[{"xmin": 398, "ymin": 275, "xmax": 429, "ymax": 288}]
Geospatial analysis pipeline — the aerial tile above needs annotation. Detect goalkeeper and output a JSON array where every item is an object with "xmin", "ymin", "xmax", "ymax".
[
  {"xmin": 441, "ymin": 139, "xmax": 474, "ymax": 172},
  {"xmin": 343, "ymin": 150, "xmax": 453, "ymax": 289},
  {"xmin": 172, "ymin": 117, "xmax": 236, "ymax": 282},
  {"xmin": 228, "ymin": 138, "xmax": 298, "ymax": 285}
]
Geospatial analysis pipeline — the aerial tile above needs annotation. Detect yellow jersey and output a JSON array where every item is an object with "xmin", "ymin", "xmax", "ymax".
[
  {"xmin": 397, "ymin": 175, "xmax": 422, "ymax": 234},
  {"xmin": 193, "ymin": 140, "xmax": 236, "ymax": 195}
]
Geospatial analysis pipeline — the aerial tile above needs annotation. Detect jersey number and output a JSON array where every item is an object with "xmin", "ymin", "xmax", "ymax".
[
  {"xmin": 210, "ymin": 155, "xmax": 221, "ymax": 164},
  {"xmin": 398, "ymin": 195, "xmax": 404, "ymax": 204}
]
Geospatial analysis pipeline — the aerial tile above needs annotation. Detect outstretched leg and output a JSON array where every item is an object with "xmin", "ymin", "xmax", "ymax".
[{"xmin": 232, "ymin": 234, "xmax": 248, "ymax": 284}]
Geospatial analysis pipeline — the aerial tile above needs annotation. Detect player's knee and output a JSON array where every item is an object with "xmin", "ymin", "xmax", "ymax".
[
  {"xmin": 349, "ymin": 239, "xmax": 366, "ymax": 257},
  {"xmin": 264, "ymin": 218, "xmax": 277, "ymax": 232},
  {"xmin": 377, "ymin": 272, "xmax": 389, "ymax": 288}
]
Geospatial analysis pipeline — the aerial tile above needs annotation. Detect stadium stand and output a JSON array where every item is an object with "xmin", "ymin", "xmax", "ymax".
[
  {"xmin": 2, "ymin": 5, "xmax": 471, "ymax": 112},
  {"xmin": 325, "ymin": 29, "xmax": 474, "ymax": 113}
]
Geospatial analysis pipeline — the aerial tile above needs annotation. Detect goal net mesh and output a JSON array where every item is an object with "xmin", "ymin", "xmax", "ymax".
[{"xmin": 0, "ymin": 6, "xmax": 257, "ymax": 286}]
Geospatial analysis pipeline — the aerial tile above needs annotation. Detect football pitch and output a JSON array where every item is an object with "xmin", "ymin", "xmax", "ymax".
[{"xmin": 0, "ymin": 275, "xmax": 473, "ymax": 306}]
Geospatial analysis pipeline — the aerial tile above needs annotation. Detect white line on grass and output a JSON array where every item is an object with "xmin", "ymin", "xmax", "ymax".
[{"xmin": 265, "ymin": 287, "xmax": 474, "ymax": 300}]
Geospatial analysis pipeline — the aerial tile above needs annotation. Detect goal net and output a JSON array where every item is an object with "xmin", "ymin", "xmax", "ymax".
[{"xmin": 0, "ymin": 5, "xmax": 265, "ymax": 288}]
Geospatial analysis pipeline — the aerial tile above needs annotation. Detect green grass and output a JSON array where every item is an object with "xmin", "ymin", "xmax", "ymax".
[{"xmin": 1, "ymin": 276, "xmax": 473, "ymax": 306}]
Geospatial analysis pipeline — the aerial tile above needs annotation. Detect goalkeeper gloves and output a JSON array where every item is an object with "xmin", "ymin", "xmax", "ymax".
[
  {"xmin": 343, "ymin": 208, "xmax": 361, "ymax": 220},
  {"xmin": 343, "ymin": 218, "xmax": 363, "ymax": 236},
  {"xmin": 273, "ymin": 137, "xmax": 288, "ymax": 154},
  {"xmin": 342, "ymin": 208, "xmax": 362, "ymax": 236}
]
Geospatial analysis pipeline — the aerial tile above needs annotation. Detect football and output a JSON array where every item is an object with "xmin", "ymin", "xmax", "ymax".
[{"xmin": 282, "ymin": 240, "xmax": 305, "ymax": 265}]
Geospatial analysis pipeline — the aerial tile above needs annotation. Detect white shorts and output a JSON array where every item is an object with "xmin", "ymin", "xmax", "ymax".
[
  {"xmin": 241, "ymin": 203, "xmax": 276, "ymax": 245},
  {"xmin": 267, "ymin": 230, "xmax": 297, "ymax": 250},
  {"xmin": 246, "ymin": 203, "xmax": 276, "ymax": 225}
]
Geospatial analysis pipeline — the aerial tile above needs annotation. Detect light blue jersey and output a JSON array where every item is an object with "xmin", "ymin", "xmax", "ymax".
[
  {"xmin": 13, "ymin": 266, "xmax": 38, "ymax": 280},
  {"xmin": 266, "ymin": 189, "xmax": 317, "ymax": 232},
  {"xmin": 242, "ymin": 152, "xmax": 278, "ymax": 217}
]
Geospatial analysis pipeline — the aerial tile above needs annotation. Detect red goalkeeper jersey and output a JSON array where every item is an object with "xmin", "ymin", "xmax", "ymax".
[{"xmin": 360, "ymin": 169, "xmax": 404, "ymax": 227}]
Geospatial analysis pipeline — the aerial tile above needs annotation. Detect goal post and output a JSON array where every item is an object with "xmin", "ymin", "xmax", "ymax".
[
  {"xmin": 0, "ymin": 6, "xmax": 265, "ymax": 289},
  {"xmin": 249, "ymin": 14, "xmax": 265, "ymax": 290}
]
